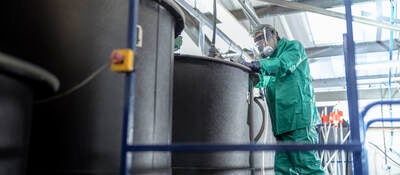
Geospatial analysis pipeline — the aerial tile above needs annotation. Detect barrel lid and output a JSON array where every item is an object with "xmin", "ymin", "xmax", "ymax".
[
  {"xmin": 156, "ymin": 0, "xmax": 185, "ymax": 38},
  {"xmin": 0, "ymin": 52, "xmax": 60, "ymax": 92},
  {"xmin": 175, "ymin": 54, "xmax": 252, "ymax": 73}
]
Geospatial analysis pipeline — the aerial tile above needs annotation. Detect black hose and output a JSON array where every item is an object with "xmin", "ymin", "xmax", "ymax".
[{"xmin": 254, "ymin": 97, "xmax": 266, "ymax": 142}]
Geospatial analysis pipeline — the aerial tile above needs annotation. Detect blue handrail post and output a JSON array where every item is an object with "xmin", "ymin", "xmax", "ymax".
[
  {"xmin": 120, "ymin": 0, "xmax": 140, "ymax": 175},
  {"xmin": 343, "ymin": 0, "xmax": 369, "ymax": 174}
]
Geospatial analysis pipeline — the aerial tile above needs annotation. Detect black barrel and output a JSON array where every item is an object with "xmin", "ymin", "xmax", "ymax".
[
  {"xmin": 0, "ymin": 53, "xmax": 58, "ymax": 175},
  {"xmin": 0, "ymin": 0, "xmax": 183, "ymax": 174},
  {"xmin": 172, "ymin": 55, "xmax": 252, "ymax": 175}
]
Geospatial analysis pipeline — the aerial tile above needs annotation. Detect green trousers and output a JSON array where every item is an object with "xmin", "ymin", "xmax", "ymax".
[{"xmin": 275, "ymin": 127, "xmax": 325, "ymax": 175}]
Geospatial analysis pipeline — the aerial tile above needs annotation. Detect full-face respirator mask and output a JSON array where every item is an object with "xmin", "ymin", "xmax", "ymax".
[{"xmin": 253, "ymin": 26, "xmax": 275, "ymax": 59}]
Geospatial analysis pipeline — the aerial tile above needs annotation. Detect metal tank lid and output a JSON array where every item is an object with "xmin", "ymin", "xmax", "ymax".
[
  {"xmin": 155, "ymin": 0, "xmax": 185, "ymax": 38},
  {"xmin": 0, "ymin": 52, "xmax": 59, "ymax": 92},
  {"xmin": 175, "ymin": 54, "xmax": 252, "ymax": 73}
]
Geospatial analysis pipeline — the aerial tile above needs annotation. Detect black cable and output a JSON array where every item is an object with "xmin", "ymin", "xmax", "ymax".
[
  {"xmin": 368, "ymin": 141, "xmax": 400, "ymax": 167},
  {"xmin": 254, "ymin": 97, "xmax": 266, "ymax": 142},
  {"xmin": 35, "ymin": 62, "xmax": 108, "ymax": 104}
]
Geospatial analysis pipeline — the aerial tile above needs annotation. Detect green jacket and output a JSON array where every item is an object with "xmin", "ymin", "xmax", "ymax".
[{"xmin": 256, "ymin": 38, "xmax": 320, "ymax": 136}]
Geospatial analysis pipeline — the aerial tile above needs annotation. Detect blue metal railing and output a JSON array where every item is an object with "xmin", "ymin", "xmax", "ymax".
[
  {"xmin": 361, "ymin": 100, "xmax": 400, "ymax": 175},
  {"xmin": 342, "ymin": 0, "xmax": 368, "ymax": 174},
  {"xmin": 120, "ymin": 0, "xmax": 139, "ymax": 175},
  {"xmin": 125, "ymin": 143, "xmax": 362, "ymax": 152},
  {"xmin": 361, "ymin": 100, "xmax": 400, "ymax": 118},
  {"xmin": 366, "ymin": 118, "xmax": 400, "ymax": 129}
]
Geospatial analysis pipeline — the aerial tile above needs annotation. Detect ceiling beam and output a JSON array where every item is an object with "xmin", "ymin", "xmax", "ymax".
[
  {"xmin": 312, "ymin": 74, "xmax": 397, "ymax": 88},
  {"xmin": 313, "ymin": 76, "xmax": 400, "ymax": 101},
  {"xmin": 206, "ymin": 39, "xmax": 399, "ymax": 60},
  {"xmin": 315, "ymin": 87, "xmax": 400, "ymax": 101},
  {"xmin": 230, "ymin": 0, "xmax": 373, "ymax": 20},
  {"xmin": 257, "ymin": 0, "xmax": 400, "ymax": 31},
  {"xmin": 306, "ymin": 40, "xmax": 400, "ymax": 59}
]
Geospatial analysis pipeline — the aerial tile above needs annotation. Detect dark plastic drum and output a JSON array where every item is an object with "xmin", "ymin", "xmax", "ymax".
[
  {"xmin": 0, "ymin": 53, "xmax": 58, "ymax": 175},
  {"xmin": 172, "ymin": 55, "xmax": 252, "ymax": 175}
]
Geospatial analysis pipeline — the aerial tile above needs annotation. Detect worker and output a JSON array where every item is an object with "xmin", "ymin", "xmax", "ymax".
[{"xmin": 243, "ymin": 24, "xmax": 325, "ymax": 175}]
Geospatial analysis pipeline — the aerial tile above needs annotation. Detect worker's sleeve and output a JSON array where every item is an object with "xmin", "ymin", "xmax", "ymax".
[{"xmin": 258, "ymin": 41, "xmax": 306, "ymax": 77}]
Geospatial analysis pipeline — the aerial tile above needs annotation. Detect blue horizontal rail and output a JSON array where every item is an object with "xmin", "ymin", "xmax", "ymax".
[
  {"xmin": 360, "ymin": 100, "xmax": 400, "ymax": 119},
  {"xmin": 366, "ymin": 118, "xmax": 400, "ymax": 129},
  {"xmin": 125, "ymin": 143, "xmax": 362, "ymax": 152}
]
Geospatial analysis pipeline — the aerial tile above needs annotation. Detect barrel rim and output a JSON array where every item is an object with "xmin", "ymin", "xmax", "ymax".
[
  {"xmin": 0, "ymin": 52, "xmax": 60, "ymax": 92},
  {"xmin": 175, "ymin": 54, "xmax": 253, "ymax": 73},
  {"xmin": 156, "ymin": 0, "xmax": 185, "ymax": 38}
]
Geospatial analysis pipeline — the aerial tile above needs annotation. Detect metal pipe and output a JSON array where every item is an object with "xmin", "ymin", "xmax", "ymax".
[
  {"xmin": 323, "ymin": 131, "xmax": 351, "ymax": 170},
  {"xmin": 237, "ymin": 0, "xmax": 261, "ymax": 27},
  {"xmin": 208, "ymin": 0, "xmax": 218, "ymax": 57},
  {"xmin": 212, "ymin": 0, "xmax": 217, "ymax": 46},
  {"xmin": 257, "ymin": 0, "xmax": 400, "ymax": 31},
  {"xmin": 320, "ymin": 123, "xmax": 334, "ymax": 171},
  {"xmin": 340, "ymin": 123, "xmax": 346, "ymax": 175},
  {"xmin": 334, "ymin": 126, "xmax": 339, "ymax": 175},
  {"xmin": 241, "ymin": 6, "xmax": 259, "ymax": 27},
  {"xmin": 175, "ymin": 0, "xmax": 252, "ymax": 60},
  {"xmin": 321, "ymin": 123, "xmax": 331, "ymax": 166}
]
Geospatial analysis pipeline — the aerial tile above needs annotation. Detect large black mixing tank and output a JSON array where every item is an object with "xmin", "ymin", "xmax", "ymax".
[
  {"xmin": 0, "ymin": 0, "xmax": 184, "ymax": 174},
  {"xmin": 172, "ymin": 55, "xmax": 253, "ymax": 175},
  {"xmin": 0, "ymin": 52, "xmax": 58, "ymax": 175}
]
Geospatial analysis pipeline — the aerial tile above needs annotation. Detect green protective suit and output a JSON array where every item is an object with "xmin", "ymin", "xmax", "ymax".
[
  {"xmin": 174, "ymin": 35, "xmax": 183, "ymax": 51},
  {"xmin": 256, "ymin": 38, "xmax": 325, "ymax": 175}
]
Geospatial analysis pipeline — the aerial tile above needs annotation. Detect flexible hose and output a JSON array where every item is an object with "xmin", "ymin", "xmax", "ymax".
[{"xmin": 254, "ymin": 97, "xmax": 266, "ymax": 142}]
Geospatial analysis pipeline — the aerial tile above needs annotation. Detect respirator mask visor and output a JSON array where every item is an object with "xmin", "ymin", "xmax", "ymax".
[{"xmin": 253, "ymin": 28, "xmax": 275, "ymax": 59}]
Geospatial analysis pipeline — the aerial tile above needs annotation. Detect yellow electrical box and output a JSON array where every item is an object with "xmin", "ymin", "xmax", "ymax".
[{"xmin": 110, "ymin": 49, "xmax": 134, "ymax": 72}]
